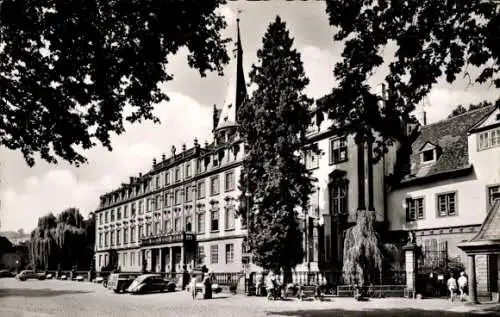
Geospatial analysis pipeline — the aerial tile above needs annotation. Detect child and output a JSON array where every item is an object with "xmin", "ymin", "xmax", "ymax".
[{"xmin": 447, "ymin": 274, "xmax": 458, "ymax": 302}]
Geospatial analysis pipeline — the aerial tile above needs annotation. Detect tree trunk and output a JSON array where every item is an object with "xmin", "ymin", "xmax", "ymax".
[{"xmin": 283, "ymin": 268, "xmax": 293, "ymax": 285}]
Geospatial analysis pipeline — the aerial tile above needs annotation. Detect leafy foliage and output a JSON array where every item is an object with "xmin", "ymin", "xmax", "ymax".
[
  {"xmin": 0, "ymin": 0, "xmax": 230, "ymax": 166},
  {"xmin": 237, "ymin": 16, "xmax": 316, "ymax": 276},
  {"xmin": 324, "ymin": 0, "xmax": 500, "ymax": 159},
  {"xmin": 448, "ymin": 100, "xmax": 493, "ymax": 118},
  {"xmin": 342, "ymin": 210, "xmax": 383, "ymax": 287},
  {"xmin": 28, "ymin": 208, "xmax": 94, "ymax": 270}
]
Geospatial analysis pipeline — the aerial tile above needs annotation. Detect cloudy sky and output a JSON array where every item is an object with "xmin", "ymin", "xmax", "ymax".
[{"xmin": 1, "ymin": 2, "xmax": 498, "ymax": 232}]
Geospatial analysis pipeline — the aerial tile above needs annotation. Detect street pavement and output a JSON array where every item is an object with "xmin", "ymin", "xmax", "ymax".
[{"xmin": 0, "ymin": 278, "xmax": 499, "ymax": 317}]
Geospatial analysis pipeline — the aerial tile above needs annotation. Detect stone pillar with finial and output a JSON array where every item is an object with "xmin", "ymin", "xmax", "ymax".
[
  {"xmin": 403, "ymin": 231, "xmax": 419, "ymax": 299},
  {"xmin": 162, "ymin": 153, "xmax": 166, "ymax": 161},
  {"xmin": 204, "ymin": 140, "xmax": 209, "ymax": 148},
  {"xmin": 152, "ymin": 158, "xmax": 156, "ymax": 168},
  {"xmin": 182, "ymin": 143, "xmax": 186, "ymax": 152},
  {"xmin": 171, "ymin": 145, "xmax": 176, "ymax": 158}
]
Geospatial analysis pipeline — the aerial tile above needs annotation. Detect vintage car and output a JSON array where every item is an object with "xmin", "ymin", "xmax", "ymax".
[
  {"xmin": 15, "ymin": 270, "xmax": 45, "ymax": 281},
  {"xmin": 107, "ymin": 273, "xmax": 139, "ymax": 293},
  {"xmin": 126, "ymin": 274, "xmax": 176, "ymax": 294}
]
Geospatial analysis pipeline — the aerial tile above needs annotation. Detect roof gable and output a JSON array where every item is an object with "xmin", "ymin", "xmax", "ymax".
[
  {"xmin": 469, "ymin": 107, "xmax": 500, "ymax": 133},
  {"xmin": 419, "ymin": 141, "xmax": 439, "ymax": 152},
  {"xmin": 406, "ymin": 106, "xmax": 494, "ymax": 179}
]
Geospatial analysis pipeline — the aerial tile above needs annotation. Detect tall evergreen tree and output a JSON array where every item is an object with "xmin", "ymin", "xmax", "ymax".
[{"xmin": 238, "ymin": 16, "xmax": 315, "ymax": 282}]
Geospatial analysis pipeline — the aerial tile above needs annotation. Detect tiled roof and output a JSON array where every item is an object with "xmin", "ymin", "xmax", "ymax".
[
  {"xmin": 406, "ymin": 106, "xmax": 495, "ymax": 179},
  {"xmin": 471, "ymin": 198, "xmax": 500, "ymax": 242}
]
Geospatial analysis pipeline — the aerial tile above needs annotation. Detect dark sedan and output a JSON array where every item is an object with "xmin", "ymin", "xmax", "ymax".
[{"xmin": 126, "ymin": 274, "xmax": 175, "ymax": 294}]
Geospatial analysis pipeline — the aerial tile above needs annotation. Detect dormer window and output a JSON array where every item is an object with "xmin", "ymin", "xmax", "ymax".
[
  {"xmin": 419, "ymin": 142, "xmax": 440, "ymax": 163},
  {"xmin": 422, "ymin": 149, "xmax": 435, "ymax": 162}
]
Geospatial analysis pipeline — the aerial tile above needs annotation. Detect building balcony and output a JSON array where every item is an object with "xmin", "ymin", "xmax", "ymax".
[{"xmin": 140, "ymin": 231, "xmax": 196, "ymax": 247}]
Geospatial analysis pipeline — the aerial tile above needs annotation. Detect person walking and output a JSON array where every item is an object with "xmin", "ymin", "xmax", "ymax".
[
  {"xmin": 447, "ymin": 273, "xmax": 458, "ymax": 302},
  {"xmin": 255, "ymin": 272, "xmax": 263, "ymax": 296},
  {"xmin": 265, "ymin": 272, "xmax": 276, "ymax": 300},
  {"xmin": 458, "ymin": 271, "xmax": 468, "ymax": 302},
  {"xmin": 190, "ymin": 273, "xmax": 198, "ymax": 300}
]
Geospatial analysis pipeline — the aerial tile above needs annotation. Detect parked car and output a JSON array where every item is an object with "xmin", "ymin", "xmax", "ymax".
[
  {"xmin": 107, "ymin": 273, "xmax": 139, "ymax": 293},
  {"xmin": 15, "ymin": 270, "xmax": 45, "ymax": 281},
  {"xmin": 126, "ymin": 274, "xmax": 175, "ymax": 294},
  {"xmin": 0, "ymin": 270, "xmax": 14, "ymax": 278}
]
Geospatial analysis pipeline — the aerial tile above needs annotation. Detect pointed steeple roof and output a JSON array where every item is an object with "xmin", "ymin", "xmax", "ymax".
[{"xmin": 215, "ymin": 17, "xmax": 247, "ymax": 132}]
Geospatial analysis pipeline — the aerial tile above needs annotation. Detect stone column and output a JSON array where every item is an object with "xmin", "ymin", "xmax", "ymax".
[
  {"xmin": 403, "ymin": 243, "xmax": 418, "ymax": 298},
  {"xmin": 169, "ymin": 248, "xmax": 174, "ymax": 273},
  {"xmin": 159, "ymin": 248, "xmax": 164, "ymax": 273},
  {"xmin": 468, "ymin": 254, "xmax": 479, "ymax": 304}
]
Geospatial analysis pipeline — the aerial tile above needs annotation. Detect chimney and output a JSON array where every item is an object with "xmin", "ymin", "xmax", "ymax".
[
  {"xmin": 139, "ymin": 173, "xmax": 142, "ymax": 178},
  {"xmin": 204, "ymin": 140, "xmax": 209, "ymax": 148},
  {"xmin": 423, "ymin": 111, "xmax": 427, "ymax": 126}
]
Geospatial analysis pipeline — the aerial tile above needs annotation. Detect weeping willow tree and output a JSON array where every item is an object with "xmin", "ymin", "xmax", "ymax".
[
  {"xmin": 342, "ymin": 210, "xmax": 383, "ymax": 288},
  {"xmin": 28, "ymin": 208, "xmax": 94, "ymax": 270}
]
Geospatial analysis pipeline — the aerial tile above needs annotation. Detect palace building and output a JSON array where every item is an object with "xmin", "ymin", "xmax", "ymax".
[{"xmin": 94, "ymin": 19, "xmax": 250, "ymax": 274}]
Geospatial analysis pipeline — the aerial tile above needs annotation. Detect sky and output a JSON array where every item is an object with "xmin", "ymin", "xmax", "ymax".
[{"xmin": 1, "ymin": 2, "xmax": 498, "ymax": 232}]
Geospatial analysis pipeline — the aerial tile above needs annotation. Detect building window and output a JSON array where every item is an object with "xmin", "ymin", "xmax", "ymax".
[
  {"xmin": 138, "ymin": 225, "xmax": 143, "ymax": 238},
  {"xmin": 131, "ymin": 226, "xmax": 136, "ymax": 242},
  {"xmin": 175, "ymin": 167, "xmax": 181, "ymax": 182},
  {"xmin": 99, "ymin": 233, "xmax": 103, "ymax": 248},
  {"xmin": 197, "ymin": 181, "xmax": 206, "ymax": 199},
  {"xmin": 437, "ymin": 192, "xmax": 457, "ymax": 217},
  {"xmin": 213, "ymin": 154, "xmax": 219, "ymax": 167},
  {"xmin": 98, "ymin": 255, "xmax": 102, "ymax": 268},
  {"xmin": 224, "ymin": 171, "xmax": 235, "ymax": 192},
  {"xmin": 99, "ymin": 214, "xmax": 103, "ymax": 225},
  {"xmin": 138, "ymin": 201, "xmax": 143, "ymax": 214},
  {"xmin": 197, "ymin": 246, "xmax": 205, "ymax": 264},
  {"xmin": 131, "ymin": 252, "xmax": 135, "ymax": 266},
  {"xmin": 124, "ymin": 228, "xmax": 128, "ymax": 244},
  {"xmin": 104, "ymin": 232, "xmax": 109, "ymax": 247},
  {"xmin": 123, "ymin": 205, "xmax": 128, "ymax": 218},
  {"xmin": 105, "ymin": 211, "xmax": 109, "ymax": 223},
  {"xmin": 309, "ymin": 190, "xmax": 320, "ymax": 218},
  {"xmin": 116, "ymin": 229, "xmax": 121, "ymax": 245},
  {"xmin": 225, "ymin": 207, "xmax": 235, "ymax": 230},
  {"xmin": 186, "ymin": 163, "xmax": 192, "ymax": 178},
  {"xmin": 329, "ymin": 137, "xmax": 348, "ymax": 164},
  {"xmin": 110, "ymin": 231, "xmax": 115, "ymax": 246},
  {"xmin": 211, "ymin": 210, "xmax": 219, "ymax": 232},
  {"xmin": 155, "ymin": 176, "xmax": 160, "ymax": 189},
  {"xmin": 174, "ymin": 217, "xmax": 181, "ymax": 232},
  {"xmin": 165, "ymin": 171, "xmax": 170, "ymax": 185},
  {"xmin": 175, "ymin": 190, "xmax": 182, "ymax": 205},
  {"xmin": 210, "ymin": 245, "xmax": 218, "ymax": 264},
  {"xmin": 186, "ymin": 186, "xmax": 194, "ymax": 202},
  {"xmin": 210, "ymin": 176, "xmax": 220, "ymax": 196},
  {"xmin": 225, "ymin": 244, "xmax": 234, "ymax": 264},
  {"xmin": 406, "ymin": 197, "xmax": 424, "ymax": 221},
  {"xmin": 331, "ymin": 182, "xmax": 348, "ymax": 215},
  {"xmin": 197, "ymin": 212, "xmax": 205, "ymax": 234},
  {"xmin": 154, "ymin": 222, "xmax": 159, "ymax": 235},
  {"xmin": 110, "ymin": 210, "xmax": 115, "ymax": 222},
  {"xmin": 131, "ymin": 203, "xmax": 136, "ymax": 217},
  {"xmin": 184, "ymin": 215, "xmax": 192, "ymax": 232},
  {"xmin": 422, "ymin": 149, "xmax": 435, "ymax": 162},
  {"xmin": 305, "ymin": 147, "xmax": 319, "ymax": 170},
  {"xmin": 488, "ymin": 185, "xmax": 500, "ymax": 207},
  {"xmin": 117, "ymin": 207, "xmax": 122, "ymax": 220},
  {"xmin": 478, "ymin": 128, "xmax": 500, "ymax": 151},
  {"xmin": 164, "ymin": 219, "xmax": 171, "ymax": 232},
  {"xmin": 145, "ymin": 223, "xmax": 151, "ymax": 236}
]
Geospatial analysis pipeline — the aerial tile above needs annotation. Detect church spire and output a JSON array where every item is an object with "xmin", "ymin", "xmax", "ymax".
[
  {"xmin": 234, "ymin": 16, "xmax": 247, "ymax": 123},
  {"xmin": 215, "ymin": 15, "xmax": 247, "ymax": 132}
]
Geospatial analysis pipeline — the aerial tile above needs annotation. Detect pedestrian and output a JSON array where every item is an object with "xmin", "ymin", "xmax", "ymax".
[
  {"xmin": 182, "ymin": 265, "xmax": 189, "ymax": 290},
  {"xmin": 255, "ymin": 271, "xmax": 263, "ymax": 296},
  {"xmin": 447, "ymin": 273, "xmax": 458, "ymax": 302},
  {"xmin": 458, "ymin": 271, "xmax": 468, "ymax": 302},
  {"xmin": 190, "ymin": 273, "xmax": 198, "ymax": 300},
  {"xmin": 265, "ymin": 272, "xmax": 275, "ymax": 300}
]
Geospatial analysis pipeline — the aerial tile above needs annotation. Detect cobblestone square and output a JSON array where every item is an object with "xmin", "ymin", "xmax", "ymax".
[{"xmin": 1, "ymin": 279, "xmax": 499, "ymax": 317}]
